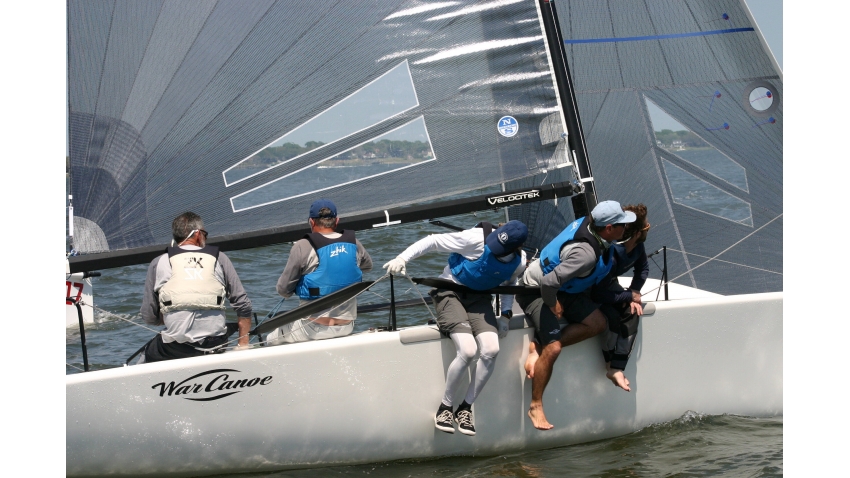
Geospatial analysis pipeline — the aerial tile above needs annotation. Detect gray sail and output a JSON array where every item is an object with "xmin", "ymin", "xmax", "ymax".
[
  {"xmin": 509, "ymin": 0, "xmax": 782, "ymax": 295},
  {"xmin": 68, "ymin": 0, "xmax": 571, "ymax": 256}
]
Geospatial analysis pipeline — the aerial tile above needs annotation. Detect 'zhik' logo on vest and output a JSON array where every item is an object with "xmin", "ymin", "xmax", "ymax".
[{"xmin": 329, "ymin": 245, "xmax": 348, "ymax": 257}]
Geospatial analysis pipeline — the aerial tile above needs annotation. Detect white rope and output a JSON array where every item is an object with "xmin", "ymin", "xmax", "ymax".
[
  {"xmin": 250, "ymin": 279, "xmax": 373, "ymax": 349},
  {"xmin": 85, "ymin": 302, "xmax": 162, "ymax": 334},
  {"xmin": 642, "ymin": 212, "xmax": 783, "ymax": 297},
  {"xmin": 249, "ymin": 273, "xmax": 438, "ymax": 349},
  {"xmin": 66, "ymin": 362, "xmax": 85, "ymax": 372},
  {"xmin": 664, "ymin": 248, "xmax": 782, "ymax": 275},
  {"xmin": 398, "ymin": 273, "xmax": 439, "ymax": 323}
]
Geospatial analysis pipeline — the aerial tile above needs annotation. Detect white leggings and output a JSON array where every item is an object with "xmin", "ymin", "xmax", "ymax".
[{"xmin": 442, "ymin": 331, "xmax": 499, "ymax": 407}]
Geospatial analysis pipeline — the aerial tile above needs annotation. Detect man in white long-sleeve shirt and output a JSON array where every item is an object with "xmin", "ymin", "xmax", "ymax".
[{"xmin": 383, "ymin": 220, "xmax": 528, "ymax": 436}]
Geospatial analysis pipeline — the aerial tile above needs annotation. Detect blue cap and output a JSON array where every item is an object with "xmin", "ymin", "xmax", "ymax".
[
  {"xmin": 309, "ymin": 199, "xmax": 337, "ymax": 218},
  {"xmin": 591, "ymin": 200, "xmax": 636, "ymax": 226},
  {"xmin": 486, "ymin": 220, "xmax": 528, "ymax": 256}
]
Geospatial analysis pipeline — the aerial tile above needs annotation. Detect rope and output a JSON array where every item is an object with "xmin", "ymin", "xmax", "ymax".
[
  {"xmin": 66, "ymin": 362, "xmax": 85, "ymax": 372},
  {"xmin": 82, "ymin": 301, "xmax": 162, "ymax": 334},
  {"xmin": 247, "ymin": 273, "xmax": 437, "ymax": 349},
  {"xmin": 664, "ymin": 248, "xmax": 782, "ymax": 275},
  {"xmin": 641, "ymin": 212, "xmax": 783, "ymax": 297}
]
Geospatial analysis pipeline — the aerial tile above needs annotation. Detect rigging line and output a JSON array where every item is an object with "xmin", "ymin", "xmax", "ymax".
[
  {"xmin": 250, "ymin": 275, "xmax": 393, "ymax": 349},
  {"xmin": 664, "ymin": 248, "xmax": 782, "ymax": 275},
  {"xmin": 85, "ymin": 302, "xmax": 162, "ymax": 334},
  {"xmin": 400, "ymin": 274, "xmax": 438, "ymax": 323},
  {"xmin": 641, "ymin": 212, "xmax": 783, "ymax": 296},
  {"xmin": 66, "ymin": 362, "xmax": 85, "ymax": 372}
]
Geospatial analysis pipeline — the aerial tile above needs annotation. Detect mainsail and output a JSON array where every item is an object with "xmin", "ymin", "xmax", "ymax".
[
  {"xmin": 508, "ymin": 0, "xmax": 782, "ymax": 295},
  {"xmin": 67, "ymin": 0, "xmax": 576, "ymax": 268}
]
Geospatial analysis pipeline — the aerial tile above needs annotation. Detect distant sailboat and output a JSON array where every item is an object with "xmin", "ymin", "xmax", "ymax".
[{"xmin": 66, "ymin": 1, "xmax": 781, "ymax": 476}]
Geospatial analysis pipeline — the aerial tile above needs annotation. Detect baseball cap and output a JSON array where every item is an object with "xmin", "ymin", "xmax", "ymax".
[
  {"xmin": 591, "ymin": 200, "xmax": 636, "ymax": 226},
  {"xmin": 486, "ymin": 220, "xmax": 528, "ymax": 256},
  {"xmin": 309, "ymin": 199, "xmax": 337, "ymax": 218}
]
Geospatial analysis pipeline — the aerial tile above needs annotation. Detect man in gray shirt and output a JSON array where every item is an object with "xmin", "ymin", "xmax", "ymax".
[
  {"xmin": 140, "ymin": 212, "xmax": 253, "ymax": 362},
  {"xmin": 267, "ymin": 199, "xmax": 372, "ymax": 344},
  {"xmin": 518, "ymin": 201, "xmax": 635, "ymax": 430}
]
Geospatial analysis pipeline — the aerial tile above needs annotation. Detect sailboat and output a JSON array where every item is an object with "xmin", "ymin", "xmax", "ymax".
[{"xmin": 66, "ymin": 0, "xmax": 782, "ymax": 476}]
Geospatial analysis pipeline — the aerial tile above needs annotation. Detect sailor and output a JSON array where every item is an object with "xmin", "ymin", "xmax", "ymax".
[
  {"xmin": 383, "ymin": 220, "xmax": 528, "ymax": 436},
  {"xmin": 518, "ymin": 200, "xmax": 635, "ymax": 430},
  {"xmin": 266, "ymin": 199, "xmax": 373, "ymax": 344},
  {"xmin": 591, "ymin": 204, "xmax": 650, "ymax": 393},
  {"xmin": 140, "ymin": 212, "xmax": 253, "ymax": 362}
]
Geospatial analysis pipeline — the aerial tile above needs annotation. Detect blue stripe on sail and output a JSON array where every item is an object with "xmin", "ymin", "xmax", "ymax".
[{"xmin": 564, "ymin": 28, "xmax": 754, "ymax": 44}]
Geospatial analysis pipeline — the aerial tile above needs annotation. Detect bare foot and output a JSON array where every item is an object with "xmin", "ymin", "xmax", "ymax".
[
  {"xmin": 606, "ymin": 368, "xmax": 631, "ymax": 392},
  {"xmin": 527, "ymin": 403, "xmax": 554, "ymax": 430},
  {"xmin": 524, "ymin": 342, "xmax": 540, "ymax": 379}
]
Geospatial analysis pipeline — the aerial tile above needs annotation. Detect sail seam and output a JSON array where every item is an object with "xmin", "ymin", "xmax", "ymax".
[
  {"xmin": 144, "ymin": 1, "xmax": 341, "ymax": 195},
  {"xmin": 562, "ymin": 27, "xmax": 754, "ymax": 44},
  {"xmin": 132, "ymin": 0, "xmax": 223, "ymax": 141}
]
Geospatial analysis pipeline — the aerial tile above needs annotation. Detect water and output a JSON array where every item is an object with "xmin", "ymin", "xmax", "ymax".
[{"xmin": 65, "ymin": 209, "xmax": 782, "ymax": 475}]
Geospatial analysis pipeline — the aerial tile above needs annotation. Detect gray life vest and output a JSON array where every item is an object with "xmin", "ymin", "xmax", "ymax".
[{"xmin": 158, "ymin": 246, "xmax": 226, "ymax": 314}]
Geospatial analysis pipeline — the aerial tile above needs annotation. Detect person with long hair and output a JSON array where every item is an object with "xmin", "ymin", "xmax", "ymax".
[{"xmin": 590, "ymin": 204, "xmax": 650, "ymax": 392}]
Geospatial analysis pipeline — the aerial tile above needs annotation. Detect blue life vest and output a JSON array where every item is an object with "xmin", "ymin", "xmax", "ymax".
[
  {"xmin": 539, "ymin": 216, "xmax": 613, "ymax": 293},
  {"xmin": 611, "ymin": 242, "xmax": 646, "ymax": 278},
  {"xmin": 447, "ymin": 222, "xmax": 521, "ymax": 291},
  {"xmin": 296, "ymin": 230, "xmax": 362, "ymax": 300}
]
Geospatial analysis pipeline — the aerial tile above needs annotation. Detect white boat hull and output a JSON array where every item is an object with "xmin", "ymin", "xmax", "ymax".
[{"xmin": 66, "ymin": 290, "xmax": 782, "ymax": 476}]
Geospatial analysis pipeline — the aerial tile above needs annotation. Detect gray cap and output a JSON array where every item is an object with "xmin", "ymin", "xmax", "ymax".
[{"xmin": 591, "ymin": 200, "xmax": 636, "ymax": 226}]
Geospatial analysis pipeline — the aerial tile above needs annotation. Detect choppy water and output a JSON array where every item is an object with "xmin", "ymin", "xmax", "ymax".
[{"xmin": 66, "ymin": 208, "xmax": 782, "ymax": 476}]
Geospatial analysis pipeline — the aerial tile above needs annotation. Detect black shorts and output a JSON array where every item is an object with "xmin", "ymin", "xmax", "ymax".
[
  {"xmin": 517, "ymin": 291, "xmax": 600, "ymax": 345},
  {"xmin": 142, "ymin": 333, "xmax": 229, "ymax": 363}
]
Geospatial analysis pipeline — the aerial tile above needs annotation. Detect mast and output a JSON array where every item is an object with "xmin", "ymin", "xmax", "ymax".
[{"xmin": 538, "ymin": 0, "xmax": 597, "ymax": 218}]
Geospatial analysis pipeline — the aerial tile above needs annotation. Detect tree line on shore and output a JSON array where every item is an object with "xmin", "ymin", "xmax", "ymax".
[{"xmin": 243, "ymin": 139, "xmax": 431, "ymax": 168}]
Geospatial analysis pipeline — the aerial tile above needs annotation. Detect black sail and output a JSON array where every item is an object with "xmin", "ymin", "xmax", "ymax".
[
  {"xmin": 509, "ymin": 0, "xmax": 782, "ymax": 296},
  {"xmin": 68, "ymin": 0, "xmax": 576, "ymax": 268}
]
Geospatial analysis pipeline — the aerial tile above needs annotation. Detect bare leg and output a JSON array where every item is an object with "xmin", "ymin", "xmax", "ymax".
[
  {"xmin": 605, "ymin": 362, "xmax": 631, "ymax": 392},
  {"xmin": 559, "ymin": 308, "xmax": 607, "ymax": 347},
  {"xmin": 528, "ymin": 340, "xmax": 561, "ymax": 430},
  {"xmin": 524, "ymin": 341, "xmax": 542, "ymax": 379}
]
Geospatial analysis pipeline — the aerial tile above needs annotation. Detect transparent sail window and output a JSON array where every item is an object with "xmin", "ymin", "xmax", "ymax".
[
  {"xmin": 645, "ymin": 98, "xmax": 748, "ymax": 193},
  {"xmin": 223, "ymin": 60, "xmax": 420, "ymax": 186},
  {"xmin": 231, "ymin": 116, "xmax": 435, "ymax": 212},
  {"xmin": 662, "ymin": 159, "xmax": 753, "ymax": 227}
]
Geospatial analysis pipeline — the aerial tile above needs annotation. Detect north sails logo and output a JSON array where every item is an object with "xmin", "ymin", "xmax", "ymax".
[
  {"xmin": 152, "ymin": 368, "xmax": 272, "ymax": 401},
  {"xmin": 486, "ymin": 190, "xmax": 540, "ymax": 206}
]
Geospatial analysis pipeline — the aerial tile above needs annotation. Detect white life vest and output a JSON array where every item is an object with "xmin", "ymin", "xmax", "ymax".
[{"xmin": 158, "ymin": 246, "xmax": 226, "ymax": 314}]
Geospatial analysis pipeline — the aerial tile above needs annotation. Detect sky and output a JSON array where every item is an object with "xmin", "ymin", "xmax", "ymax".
[{"xmin": 745, "ymin": 0, "xmax": 782, "ymax": 68}]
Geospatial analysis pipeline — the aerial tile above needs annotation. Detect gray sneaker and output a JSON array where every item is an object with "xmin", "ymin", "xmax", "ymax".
[
  {"xmin": 454, "ymin": 407, "xmax": 475, "ymax": 436},
  {"xmin": 434, "ymin": 407, "xmax": 455, "ymax": 433}
]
